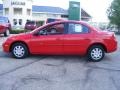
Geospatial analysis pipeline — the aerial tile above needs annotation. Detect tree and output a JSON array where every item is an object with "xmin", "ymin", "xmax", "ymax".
[{"xmin": 107, "ymin": 0, "xmax": 120, "ymax": 32}]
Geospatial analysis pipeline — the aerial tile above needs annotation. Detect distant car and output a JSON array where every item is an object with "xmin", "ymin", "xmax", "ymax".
[
  {"xmin": 46, "ymin": 18, "xmax": 62, "ymax": 24},
  {"xmin": 3, "ymin": 20, "xmax": 117, "ymax": 62},
  {"xmin": 0, "ymin": 16, "xmax": 11, "ymax": 37},
  {"xmin": 24, "ymin": 21, "xmax": 37, "ymax": 30},
  {"xmin": 25, "ymin": 21, "xmax": 43, "ymax": 30}
]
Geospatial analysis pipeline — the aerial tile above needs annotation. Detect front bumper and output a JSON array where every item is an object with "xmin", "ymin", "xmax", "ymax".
[{"xmin": 2, "ymin": 42, "xmax": 10, "ymax": 53}]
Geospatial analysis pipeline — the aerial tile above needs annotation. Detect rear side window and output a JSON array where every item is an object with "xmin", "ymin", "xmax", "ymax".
[{"xmin": 68, "ymin": 23, "xmax": 89, "ymax": 34}]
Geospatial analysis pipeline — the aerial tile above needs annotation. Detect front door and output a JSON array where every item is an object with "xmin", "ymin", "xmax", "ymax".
[{"xmin": 30, "ymin": 23, "xmax": 65, "ymax": 54}]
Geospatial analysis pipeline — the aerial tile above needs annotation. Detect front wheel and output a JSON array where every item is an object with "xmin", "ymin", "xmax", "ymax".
[
  {"xmin": 11, "ymin": 43, "xmax": 29, "ymax": 59},
  {"xmin": 87, "ymin": 45, "xmax": 105, "ymax": 62}
]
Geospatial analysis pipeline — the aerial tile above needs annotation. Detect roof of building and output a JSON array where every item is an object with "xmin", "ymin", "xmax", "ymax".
[
  {"xmin": 0, "ymin": 4, "xmax": 91, "ymax": 18},
  {"xmin": 32, "ymin": 6, "xmax": 91, "ymax": 18},
  {"xmin": 81, "ymin": 8, "xmax": 91, "ymax": 18},
  {"xmin": 32, "ymin": 5, "xmax": 68, "ymax": 14}
]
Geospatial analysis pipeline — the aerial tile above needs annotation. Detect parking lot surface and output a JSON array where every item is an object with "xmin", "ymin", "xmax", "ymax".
[{"xmin": 0, "ymin": 34, "xmax": 120, "ymax": 90}]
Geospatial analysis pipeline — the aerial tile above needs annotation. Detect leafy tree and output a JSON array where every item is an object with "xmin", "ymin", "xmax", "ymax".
[{"xmin": 107, "ymin": 0, "xmax": 120, "ymax": 32}]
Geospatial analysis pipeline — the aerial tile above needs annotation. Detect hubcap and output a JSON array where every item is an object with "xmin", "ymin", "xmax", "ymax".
[
  {"xmin": 91, "ymin": 48, "xmax": 103, "ymax": 60},
  {"xmin": 13, "ymin": 45, "xmax": 25, "ymax": 58}
]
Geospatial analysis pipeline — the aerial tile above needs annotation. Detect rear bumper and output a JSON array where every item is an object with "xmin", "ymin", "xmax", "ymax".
[{"xmin": 106, "ymin": 40, "xmax": 117, "ymax": 53}]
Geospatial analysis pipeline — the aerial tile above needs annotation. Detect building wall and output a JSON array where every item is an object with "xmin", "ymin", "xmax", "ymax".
[
  {"xmin": 32, "ymin": 12, "xmax": 65, "ymax": 22},
  {"xmin": 3, "ymin": 0, "xmax": 32, "ymax": 29}
]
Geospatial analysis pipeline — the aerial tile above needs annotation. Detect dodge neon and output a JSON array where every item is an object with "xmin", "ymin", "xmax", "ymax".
[{"xmin": 2, "ymin": 20, "xmax": 117, "ymax": 62}]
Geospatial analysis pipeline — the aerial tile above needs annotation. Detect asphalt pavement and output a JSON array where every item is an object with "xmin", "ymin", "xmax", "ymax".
[{"xmin": 0, "ymin": 34, "xmax": 120, "ymax": 90}]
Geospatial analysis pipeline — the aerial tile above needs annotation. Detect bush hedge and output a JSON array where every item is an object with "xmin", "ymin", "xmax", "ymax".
[{"xmin": 10, "ymin": 30, "xmax": 28, "ymax": 34}]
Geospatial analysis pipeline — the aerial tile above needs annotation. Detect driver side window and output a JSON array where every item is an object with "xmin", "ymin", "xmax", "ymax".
[
  {"xmin": 38, "ymin": 23, "xmax": 64, "ymax": 35},
  {"xmin": 39, "ymin": 29, "xmax": 47, "ymax": 35}
]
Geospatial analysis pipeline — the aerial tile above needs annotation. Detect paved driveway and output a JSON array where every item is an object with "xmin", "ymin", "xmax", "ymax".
[{"xmin": 0, "ymin": 34, "xmax": 120, "ymax": 90}]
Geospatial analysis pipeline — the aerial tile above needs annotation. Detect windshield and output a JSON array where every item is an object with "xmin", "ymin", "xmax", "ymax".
[{"xmin": 0, "ymin": 20, "xmax": 5, "ymax": 24}]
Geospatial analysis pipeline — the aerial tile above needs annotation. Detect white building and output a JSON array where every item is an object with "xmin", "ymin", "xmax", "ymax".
[{"xmin": 0, "ymin": 0, "xmax": 91, "ymax": 29}]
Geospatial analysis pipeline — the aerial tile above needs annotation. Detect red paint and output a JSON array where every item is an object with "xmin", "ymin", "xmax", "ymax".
[{"xmin": 2, "ymin": 20, "xmax": 117, "ymax": 56}]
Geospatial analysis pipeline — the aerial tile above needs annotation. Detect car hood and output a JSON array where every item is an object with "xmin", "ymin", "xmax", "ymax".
[{"xmin": 8, "ymin": 33, "xmax": 32, "ymax": 40}]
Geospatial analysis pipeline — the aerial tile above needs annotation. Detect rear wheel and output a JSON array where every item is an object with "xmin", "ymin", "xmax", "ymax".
[
  {"xmin": 4, "ymin": 29, "xmax": 10, "ymax": 37},
  {"xmin": 87, "ymin": 45, "xmax": 105, "ymax": 62},
  {"xmin": 11, "ymin": 43, "xmax": 29, "ymax": 59}
]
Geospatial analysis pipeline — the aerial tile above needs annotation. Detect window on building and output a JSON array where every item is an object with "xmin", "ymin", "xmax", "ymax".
[
  {"xmin": 27, "ymin": 9, "xmax": 31, "ymax": 16},
  {"xmin": 14, "ymin": 8, "xmax": 22, "ymax": 15},
  {"xmin": 4, "ymin": 8, "xmax": 9, "ymax": 15},
  {"xmin": 61, "ymin": 15, "xmax": 68, "ymax": 18},
  {"xmin": 19, "ymin": 19, "xmax": 22, "ymax": 25},
  {"xmin": 13, "ymin": 19, "xmax": 17, "ymax": 25}
]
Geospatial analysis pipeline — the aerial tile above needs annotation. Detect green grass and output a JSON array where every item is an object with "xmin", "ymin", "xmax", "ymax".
[{"xmin": 10, "ymin": 30, "xmax": 28, "ymax": 34}]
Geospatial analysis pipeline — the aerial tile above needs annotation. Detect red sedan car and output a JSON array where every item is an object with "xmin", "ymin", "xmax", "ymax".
[
  {"xmin": 2, "ymin": 20, "xmax": 117, "ymax": 62},
  {"xmin": 0, "ymin": 16, "xmax": 11, "ymax": 37}
]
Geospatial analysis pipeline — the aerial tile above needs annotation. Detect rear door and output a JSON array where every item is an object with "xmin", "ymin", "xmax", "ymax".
[{"xmin": 63, "ymin": 22, "xmax": 91, "ymax": 55}]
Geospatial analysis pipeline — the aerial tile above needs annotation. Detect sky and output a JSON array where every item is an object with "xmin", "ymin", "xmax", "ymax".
[
  {"xmin": 0, "ymin": 0, "xmax": 113, "ymax": 22},
  {"xmin": 33, "ymin": 0, "xmax": 113, "ymax": 22}
]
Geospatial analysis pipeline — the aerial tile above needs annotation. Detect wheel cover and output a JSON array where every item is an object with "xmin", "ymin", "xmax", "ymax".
[
  {"xmin": 91, "ymin": 48, "xmax": 103, "ymax": 60},
  {"xmin": 13, "ymin": 45, "xmax": 25, "ymax": 58}
]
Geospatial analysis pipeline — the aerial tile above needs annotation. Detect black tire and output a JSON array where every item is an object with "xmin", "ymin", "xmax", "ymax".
[
  {"xmin": 4, "ymin": 29, "xmax": 10, "ymax": 37},
  {"xmin": 87, "ymin": 45, "xmax": 105, "ymax": 62},
  {"xmin": 11, "ymin": 43, "xmax": 29, "ymax": 59}
]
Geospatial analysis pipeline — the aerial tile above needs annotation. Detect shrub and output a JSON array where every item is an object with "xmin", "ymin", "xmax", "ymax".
[{"xmin": 10, "ymin": 30, "xmax": 27, "ymax": 34}]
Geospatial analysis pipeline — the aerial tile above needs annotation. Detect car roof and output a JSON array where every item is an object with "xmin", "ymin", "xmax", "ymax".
[{"xmin": 31, "ymin": 20, "xmax": 92, "ymax": 33}]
